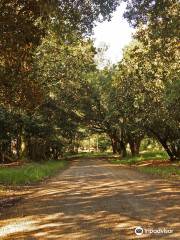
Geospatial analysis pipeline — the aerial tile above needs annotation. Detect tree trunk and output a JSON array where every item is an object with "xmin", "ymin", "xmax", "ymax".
[
  {"xmin": 120, "ymin": 141, "xmax": 127, "ymax": 158},
  {"xmin": 111, "ymin": 138, "xmax": 118, "ymax": 154},
  {"xmin": 129, "ymin": 139, "xmax": 141, "ymax": 156},
  {"xmin": 16, "ymin": 125, "xmax": 23, "ymax": 159},
  {"xmin": 169, "ymin": 143, "xmax": 180, "ymax": 161},
  {"xmin": 158, "ymin": 139, "xmax": 176, "ymax": 161},
  {"xmin": 147, "ymin": 127, "xmax": 178, "ymax": 161},
  {"xmin": 16, "ymin": 135, "xmax": 22, "ymax": 159}
]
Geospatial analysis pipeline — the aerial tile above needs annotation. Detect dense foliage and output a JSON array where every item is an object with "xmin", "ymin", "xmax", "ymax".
[
  {"xmin": 0, "ymin": 0, "xmax": 119, "ymax": 162},
  {"xmin": 0, "ymin": 0, "xmax": 179, "ymax": 163},
  {"xmin": 78, "ymin": 0, "xmax": 180, "ymax": 160}
]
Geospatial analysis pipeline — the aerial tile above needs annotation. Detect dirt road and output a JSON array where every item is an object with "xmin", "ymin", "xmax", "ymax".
[{"xmin": 0, "ymin": 158, "xmax": 179, "ymax": 239}]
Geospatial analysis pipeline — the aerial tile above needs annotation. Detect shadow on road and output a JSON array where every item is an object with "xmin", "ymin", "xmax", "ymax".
[{"xmin": 0, "ymin": 159, "xmax": 179, "ymax": 239}]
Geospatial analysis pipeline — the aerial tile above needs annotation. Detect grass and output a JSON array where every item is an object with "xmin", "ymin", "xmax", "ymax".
[
  {"xmin": 0, "ymin": 160, "xmax": 68, "ymax": 185},
  {"xmin": 139, "ymin": 166, "xmax": 180, "ymax": 179},
  {"xmin": 111, "ymin": 150, "xmax": 168, "ymax": 165},
  {"xmin": 110, "ymin": 150, "xmax": 180, "ymax": 179}
]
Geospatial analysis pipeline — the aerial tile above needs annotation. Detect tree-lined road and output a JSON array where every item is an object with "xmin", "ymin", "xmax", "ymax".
[{"xmin": 0, "ymin": 159, "xmax": 179, "ymax": 239}]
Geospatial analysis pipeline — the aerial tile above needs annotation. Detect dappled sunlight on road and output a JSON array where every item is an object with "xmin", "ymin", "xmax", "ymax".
[
  {"xmin": 0, "ymin": 217, "xmax": 38, "ymax": 238},
  {"xmin": 0, "ymin": 159, "xmax": 179, "ymax": 239}
]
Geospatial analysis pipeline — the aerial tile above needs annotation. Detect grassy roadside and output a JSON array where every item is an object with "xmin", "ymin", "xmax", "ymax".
[
  {"xmin": 0, "ymin": 160, "xmax": 68, "ymax": 185},
  {"xmin": 111, "ymin": 151, "xmax": 180, "ymax": 180},
  {"xmin": 138, "ymin": 166, "xmax": 180, "ymax": 179},
  {"xmin": 111, "ymin": 151, "xmax": 169, "ymax": 165}
]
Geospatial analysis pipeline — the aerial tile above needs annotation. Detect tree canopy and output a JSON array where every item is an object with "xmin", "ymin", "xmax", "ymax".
[{"xmin": 0, "ymin": 0, "xmax": 179, "ymax": 163}]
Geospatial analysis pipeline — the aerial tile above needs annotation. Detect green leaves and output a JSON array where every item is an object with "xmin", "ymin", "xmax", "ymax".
[{"xmin": 112, "ymin": 2, "xmax": 180, "ymax": 159}]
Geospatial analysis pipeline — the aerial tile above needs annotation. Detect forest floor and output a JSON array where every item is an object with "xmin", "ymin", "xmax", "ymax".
[{"xmin": 0, "ymin": 157, "xmax": 179, "ymax": 239}]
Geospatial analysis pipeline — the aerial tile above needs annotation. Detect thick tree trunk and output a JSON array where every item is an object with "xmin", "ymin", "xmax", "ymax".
[
  {"xmin": 109, "ymin": 135, "xmax": 127, "ymax": 157},
  {"xmin": 147, "ymin": 127, "xmax": 178, "ymax": 161},
  {"xmin": 108, "ymin": 130, "xmax": 127, "ymax": 157},
  {"xmin": 129, "ymin": 139, "xmax": 141, "ymax": 156},
  {"xmin": 158, "ymin": 139, "xmax": 176, "ymax": 161},
  {"xmin": 111, "ymin": 138, "xmax": 118, "ymax": 154},
  {"xmin": 119, "ymin": 141, "xmax": 127, "ymax": 158},
  {"xmin": 169, "ymin": 143, "xmax": 180, "ymax": 161}
]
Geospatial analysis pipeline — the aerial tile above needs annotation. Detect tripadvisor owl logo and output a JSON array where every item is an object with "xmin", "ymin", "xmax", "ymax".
[{"xmin": 135, "ymin": 226, "xmax": 144, "ymax": 236}]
